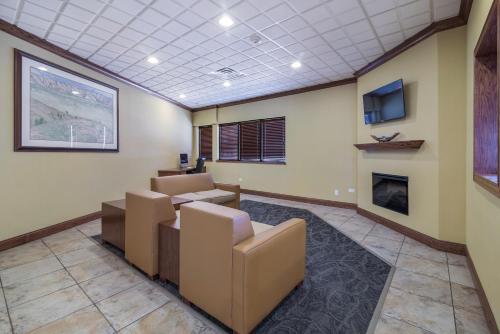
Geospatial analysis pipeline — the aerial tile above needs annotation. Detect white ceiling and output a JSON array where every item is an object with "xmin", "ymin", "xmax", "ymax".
[{"xmin": 0, "ymin": 0, "xmax": 461, "ymax": 109}]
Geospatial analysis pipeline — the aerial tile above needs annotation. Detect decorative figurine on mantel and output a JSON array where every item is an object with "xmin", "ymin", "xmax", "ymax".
[{"xmin": 371, "ymin": 132, "xmax": 400, "ymax": 143}]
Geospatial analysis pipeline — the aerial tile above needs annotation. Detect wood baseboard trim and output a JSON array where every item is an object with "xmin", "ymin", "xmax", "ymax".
[
  {"xmin": 0, "ymin": 211, "xmax": 102, "ymax": 252},
  {"xmin": 356, "ymin": 207, "xmax": 466, "ymax": 255},
  {"xmin": 240, "ymin": 189, "xmax": 357, "ymax": 209},
  {"xmin": 465, "ymin": 247, "xmax": 500, "ymax": 334}
]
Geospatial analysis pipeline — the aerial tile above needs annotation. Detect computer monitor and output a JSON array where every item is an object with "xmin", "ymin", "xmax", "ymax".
[{"xmin": 180, "ymin": 153, "xmax": 188, "ymax": 167}]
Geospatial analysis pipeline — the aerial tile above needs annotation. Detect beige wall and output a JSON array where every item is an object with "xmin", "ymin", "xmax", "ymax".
[
  {"xmin": 193, "ymin": 84, "xmax": 358, "ymax": 204},
  {"xmin": 356, "ymin": 27, "xmax": 466, "ymax": 243},
  {"xmin": 465, "ymin": 0, "xmax": 500, "ymax": 327},
  {"xmin": 0, "ymin": 31, "xmax": 192, "ymax": 241}
]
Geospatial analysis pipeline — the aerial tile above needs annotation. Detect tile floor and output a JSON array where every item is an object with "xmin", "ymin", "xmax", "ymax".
[{"xmin": 0, "ymin": 194, "xmax": 491, "ymax": 334}]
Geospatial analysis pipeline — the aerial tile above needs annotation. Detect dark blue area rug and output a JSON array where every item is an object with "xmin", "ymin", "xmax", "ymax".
[{"xmin": 95, "ymin": 200, "xmax": 392, "ymax": 334}]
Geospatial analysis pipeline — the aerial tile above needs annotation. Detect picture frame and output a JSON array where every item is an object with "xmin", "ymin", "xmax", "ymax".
[{"xmin": 14, "ymin": 49, "xmax": 119, "ymax": 152}]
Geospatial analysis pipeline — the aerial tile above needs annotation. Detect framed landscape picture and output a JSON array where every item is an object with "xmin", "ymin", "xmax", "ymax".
[{"xmin": 14, "ymin": 49, "xmax": 119, "ymax": 152}]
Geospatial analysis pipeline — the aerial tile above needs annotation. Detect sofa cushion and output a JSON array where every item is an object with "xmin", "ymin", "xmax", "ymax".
[
  {"xmin": 195, "ymin": 189, "xmax": 236, "ymax": 204},
  {"xmin": 176, "ymin": 192, "xmax": 212, "ymax": 202},
  {"xmin": 251, "ymin": 221, "xmax": 273, "ymax": 235}
]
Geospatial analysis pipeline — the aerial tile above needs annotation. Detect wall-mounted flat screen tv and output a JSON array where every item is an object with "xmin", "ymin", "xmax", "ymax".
[{"xmin": 363, "ymin": 79, "xmax": 405, "ymax": 125}]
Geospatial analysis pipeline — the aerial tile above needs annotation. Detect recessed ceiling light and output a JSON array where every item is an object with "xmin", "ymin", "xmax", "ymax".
[
  {"xmin": 71, "ymin": 90, "xmax": 80, "ymax": 95},
  {"xmin": 218, "ymin": 15, "xmax": 234, "ymax": 27},
  {"xmin": 291, "ymin": 61, "xmax": 302, "ymax": 69},
  {"xmin": 223, "ymin": 81, "xmax": 231, "ymax": 87},
  {"xmin": 37, "ymin": 66, "xmax": 48, "ymax": 71},
  {"xmin": 179, "ymin": 94, "xmax": 186, "ymax": 99},
  {"xmin": 147, "ymin": 56, "xmax": 159, "ymax": 64}
]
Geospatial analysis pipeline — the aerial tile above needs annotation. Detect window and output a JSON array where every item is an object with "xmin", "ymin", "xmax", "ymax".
[
  {"xmin": 219, "ymin": 123, "xmax": 239, "ymax": 160},
  {"xmin": 262, "ymin": 117, "xmax": 285, "ymax": 162},
  {"xmin": 198, "ymin": 125, "xmax": 212, "ymax": 161},
  {"xmin": 473, "ymin": 0, "xmax": 500, "ymax": 198},
  {"xmin": 218, "ymin": 117, "xmax": 285, "ymax": 164},
  {"xmin": 240, "ymin": 120, "xmax": 261, "ymax": 161}
]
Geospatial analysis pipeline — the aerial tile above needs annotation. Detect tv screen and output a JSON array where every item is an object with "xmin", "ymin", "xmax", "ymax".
[{"xmin": 363, "ymin": 79, "xmax": 405, "ymax": 125}]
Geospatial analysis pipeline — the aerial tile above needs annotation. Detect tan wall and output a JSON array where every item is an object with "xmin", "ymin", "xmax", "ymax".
[
  {"xmin": 0, "ymin": 32, "xmax": 192, "ymax": 241},
  {"xmin": 356, "ymin": 27, "xmax": 466, "ymax": 243},
  {"xmin": 465, "ymin": 0, "xmax": 500, "ymax": 327},
  {"xmin": 193, "ymin": 84, "xmax": 358, "ymax": 204}
]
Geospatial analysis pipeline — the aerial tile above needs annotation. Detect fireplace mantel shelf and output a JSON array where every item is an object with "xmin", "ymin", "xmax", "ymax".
[{"xmin": 354, "ymin": 140, "xmax": 425, "ymax": 151}]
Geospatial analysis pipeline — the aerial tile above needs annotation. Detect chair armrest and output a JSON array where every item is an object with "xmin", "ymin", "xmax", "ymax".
[
  {"xmin": 214, "ymin": 183, "xmax": 240, "ymax": 209},
  {"xmin": 232, "ymin": 219, "xmax": 306, "ymax": 334}
]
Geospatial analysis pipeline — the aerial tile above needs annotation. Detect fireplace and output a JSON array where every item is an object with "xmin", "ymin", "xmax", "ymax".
[{"xmin": 372, "ymin": 173, "xmax": 408, "ymax": 215}]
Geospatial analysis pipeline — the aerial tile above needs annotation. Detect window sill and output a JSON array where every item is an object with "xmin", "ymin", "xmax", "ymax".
[
  {"xmin": 473, "ymin": 173, "xmax": 500, "ymax": 198},
  {"xmin": 216, "ymin": 160, "xmax": 286, "ymax": 165}
]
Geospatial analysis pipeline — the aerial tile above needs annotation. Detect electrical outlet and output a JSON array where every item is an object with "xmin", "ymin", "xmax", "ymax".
[
  {"xmin": 334, "ymin": 189, "xmax": 340, "ymax": 196},
  {"xmin": 348, "ymin": 188, "xmax": 356, "ymax": 193}
]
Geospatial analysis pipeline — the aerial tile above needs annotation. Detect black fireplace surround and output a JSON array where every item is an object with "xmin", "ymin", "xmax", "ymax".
[{"xmin": 372, "ymin": 173, "xmax": 409, "ymax": 215}]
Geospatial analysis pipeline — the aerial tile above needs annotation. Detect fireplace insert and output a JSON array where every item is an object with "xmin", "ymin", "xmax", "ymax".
[{"xmin": 372, "ymin": 173, "xmax": 408, "ymax": 215}]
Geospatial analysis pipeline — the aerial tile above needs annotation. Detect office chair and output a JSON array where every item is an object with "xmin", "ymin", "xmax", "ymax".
[{"xmin": 188, "ymin": 157, "xmax": 205, "ymax": 174}]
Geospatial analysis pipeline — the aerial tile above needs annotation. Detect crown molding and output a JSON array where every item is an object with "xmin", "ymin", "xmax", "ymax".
[
  {"xmin": 0, "ymin": 19, "xmax": 193, "ymax": 112},
  {"xmin": 191, "ymin": 77, "xmax": 357, "ymax": 112}
]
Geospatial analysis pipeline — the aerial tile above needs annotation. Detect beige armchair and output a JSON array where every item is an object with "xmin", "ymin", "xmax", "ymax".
[
  {"xmin": 151, "ymin": 173, "xmax": 240, "ymax": 209},
  {"xmin": 125, "ymin": 190, "xmax": 177, "ymax": 277},
  {"xmin": 179, "ymin": 201, "xmax": 306, "ymax": 334}
]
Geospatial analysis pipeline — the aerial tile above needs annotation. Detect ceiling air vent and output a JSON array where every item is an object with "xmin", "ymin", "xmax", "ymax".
[{"xmin": 209, "ymin": 67, "xmax": 245, "ymax": 80}]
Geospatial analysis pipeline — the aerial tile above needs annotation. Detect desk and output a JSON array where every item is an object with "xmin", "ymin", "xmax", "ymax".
[{"xmin": 158, "ymin": 166, "xmax": 206, "ymax": 177}]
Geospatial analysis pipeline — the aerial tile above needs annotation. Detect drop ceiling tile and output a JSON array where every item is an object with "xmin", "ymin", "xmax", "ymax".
[
  {"xmin": 47, "ymin": 32, "xmax": 74, "ymax": 48},
  {"xmin": 247, "ymin": 14, "xmax": 274, "ymax": 31},
  {"xmin": 93, "ymin": 16, "xmax": 122, "ymax": 33},
  {"xmin": 399, "ymin": 0, "xmax": 431, "ymax": 19},
  {"xmin": 261, "ymin": 24, "xmax": 287, "ymax": 39},
  {"xmin": 102, "ymin": 6, "xmax": 133, "ymax": 25},
  {"xmin": 229, "ymin": 1, "xmax": 259, "ymax": 21},
  {"xmin": 0, "ymin": 6, "xmax": 16, "ymax": 23},
  {"xmin": 402, "ymin": 12, "xmax": 431, "ymax": 29},
  {"xmin": 151, "ymin": 29, "xmax": 177, "ymax": 43},
  {"xmin": 327, "ymin": 0, "xmax": 360, "ymax": 15},
  {"xmin": 139, "ymin": 8, "xmax": 170, "ymax": 26},
  {"xmin": 191, "ymin": 0, "xmax": 222, "ymax": 20},
  {"xmin": 79, "ymin": 33, "xmax": 106, "ymax": 47},
  {"xmin": 23, "ymin": 2, "xmax": 57, "ymax": 21},
  {"xmin": 112, "ymin": 0, "xmax": 144, "ymax": 16},
  {"xmin": 287, "ymin": 0, "xmax": 324, "ymax": 13},
  {"xmin": 370, "ymin": 9, "xmax": 398, "ymax": 27},
  {"xmin": 228, "ymin": 24, "xmax": 254, "ymax": 39},
  {"xmin": 315, "ymin": 17, "xmax": 340, "ymax": 34},
  {"xmin": 177, "ymin": 10, "xmax": 205, "ymax": 28},
  {"xmin": 128, "ymin": 19, "xmax": 156, "ymax": 35},
  {"xmin": 88, "ymin": 26, "xmax": 114, "ymax": 40},
  {"xmin": 266, "ymin": 3, "xmax": 296, "ymax": 23},
  {"xmin": 2, "ymin": 0, "xmax": 19, "ymax": 10},
  {"xmin": 63, "ymin": 4, "xmax": 95, "ymax": 23},
  {"xmin": 293, "ymin": 27, "xmax": 317, "ymax": 41},
  {"xmin": 434, "ymin": 2, "xmax": 460, "ymax": 19},
  {"xmin": 362, "ymin": 0, "xmax": 396, "ymax": 16},
  {"xmin": 152, "ymin": 0, "xmax": 183, "ymax": 17},
  {"xmin": 31, "ymin": 0, "xmax": 63, "ymax": 11},
  {"xmin": 70, "ymin": 0, "xmax": 103, "ymax": 13},
  {"xmin": 163, "ymin": 20, "xmax": 190, "ymax": 36},
  {"xmin": 375, "ymin": 21, "xmax": 402, "ymax": 36},
  {"xmin": 18, "ymin": 13, "xmax": 51, "ymax": 30},
  {"xmin": 336, "ymin": 7, "xmax": 366, "ymax": 25},
  {"xmin": 57, "ymin": 15, "xmax": 87, "ymax": 31}
]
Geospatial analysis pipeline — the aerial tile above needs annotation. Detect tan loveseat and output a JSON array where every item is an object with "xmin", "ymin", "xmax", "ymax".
[
  {"xmin": 151, "ymin": 173, "xmax": 240, "ymax": 209},
  {"xmin": 179, "ymin": 201, "xmax": 306, "ymax": 334}
]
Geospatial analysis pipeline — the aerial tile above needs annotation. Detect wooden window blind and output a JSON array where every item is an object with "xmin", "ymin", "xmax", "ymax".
[
  {"xmin": 262, "ymin": 117, "xmax": 285, "ymax": 162},
  {"xmin": 218, "ymin": 117, "xmax": 285, "ymax": 164},
  {"xmin": 239, "ymin": 120, "xmax": 261, "ymax": 161},
  {"xmin": 198, "ymin": 125, "xmax": 212, "ymax": 161},
  {"xmin": 219, "ymin": 123, "xmax": 239, "ymax": 160}
]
